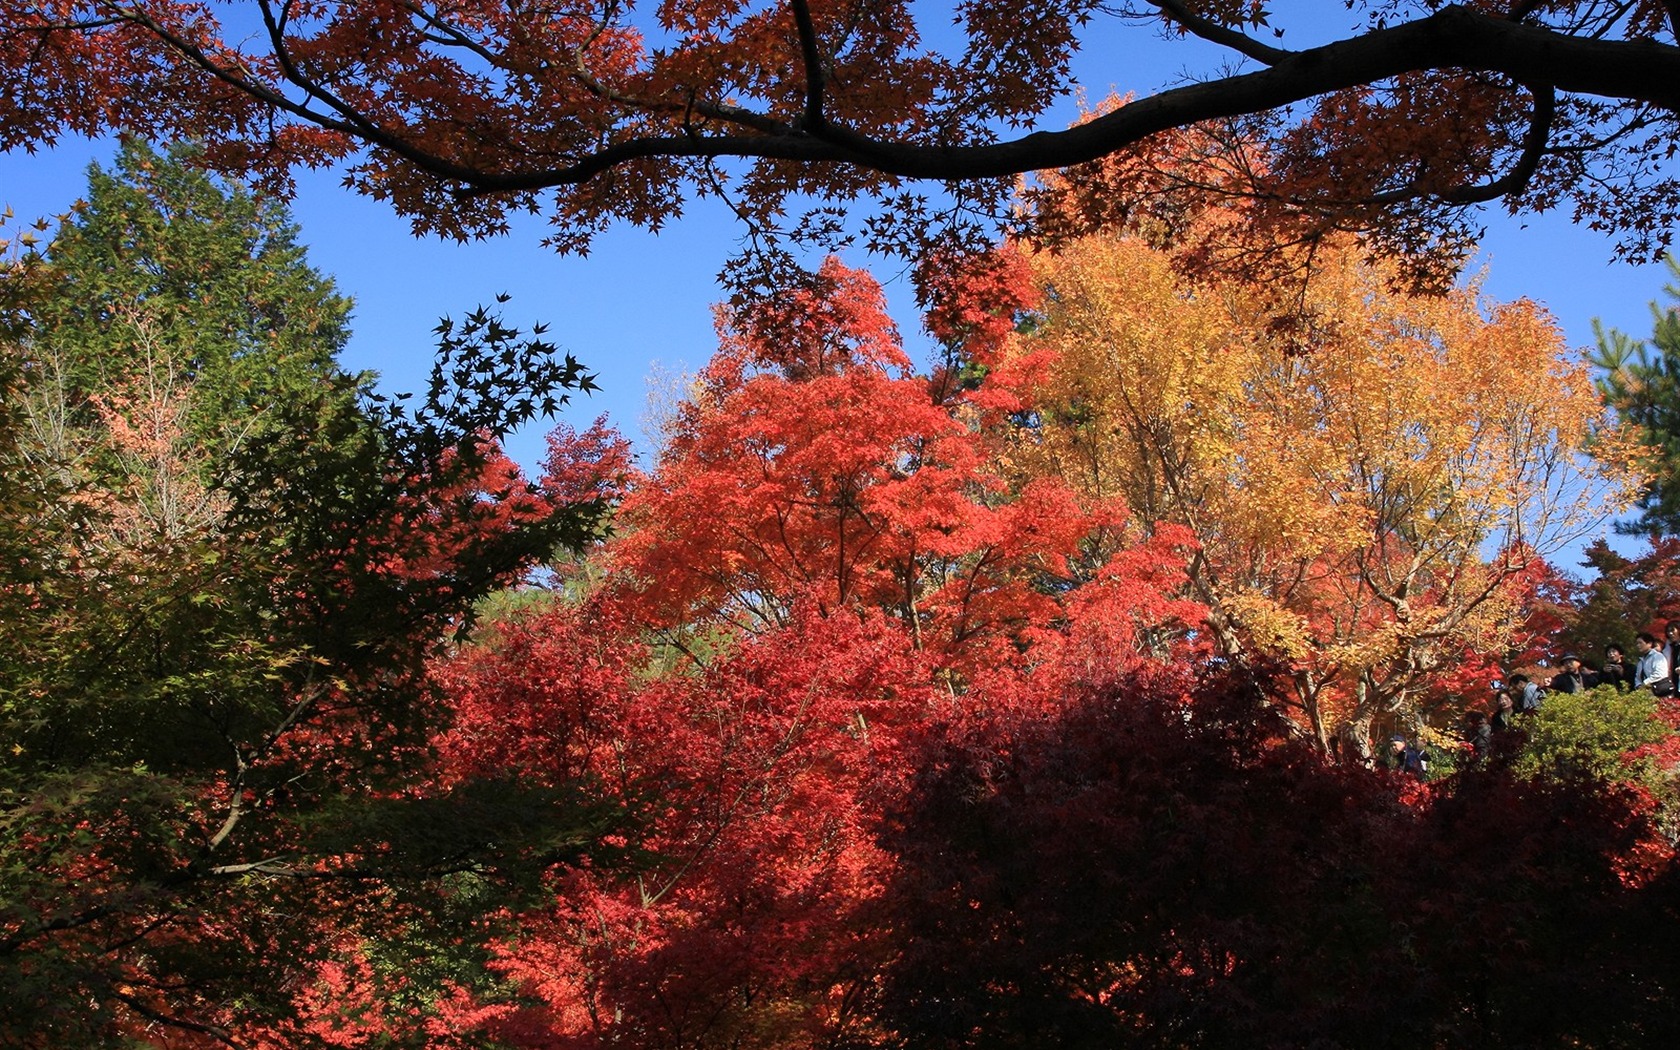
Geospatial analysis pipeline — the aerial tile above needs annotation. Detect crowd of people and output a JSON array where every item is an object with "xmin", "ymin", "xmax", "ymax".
[{"xmin": 1385, "ymin": 620, "xmax": 1680, "ymax": 779}]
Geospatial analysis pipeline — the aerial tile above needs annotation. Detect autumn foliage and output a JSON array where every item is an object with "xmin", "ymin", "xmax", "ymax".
[
  {"xmin": 9, "ymin": 148, "xmax": 1680, "ymax": 1048},
  {"xmin": 985, "ymin": 224, "xmax": 1643, "ymax": 754},
  {"xmin": 227, "ymin": 252, "xmax": 1678, "ymax": 1050}
]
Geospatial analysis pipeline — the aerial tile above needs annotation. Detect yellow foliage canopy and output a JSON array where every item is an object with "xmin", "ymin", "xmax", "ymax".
[{"xmin": 999, "ymin": 231, "xmax": 1645, "ymax": 749}]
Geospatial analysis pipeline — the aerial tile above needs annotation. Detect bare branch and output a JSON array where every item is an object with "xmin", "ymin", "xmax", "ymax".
[{"xmin": 1149, "ymin": 0, "xmax": 1291, "ymax": 65}]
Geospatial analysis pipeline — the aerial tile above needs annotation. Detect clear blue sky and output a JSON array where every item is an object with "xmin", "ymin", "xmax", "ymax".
[{"xmin": 0, "ymin": 12, "xmax": 1673, "ymax": 544}]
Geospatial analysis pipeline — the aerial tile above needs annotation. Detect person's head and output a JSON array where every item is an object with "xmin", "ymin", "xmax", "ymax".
[
  {"xmin": 1389, "ymin": 734, "xmax": 1406, "ymax": 752},
  {"xmin": 1560, "ymin": 654, "xmax": 1581, "ymax": 670},
  {"xmin": 1607, "ymin": 643, "xmax": 1626, "ymax": 661},
  {"xmin": 1637, "ymin": 631, "xmax": 1660, "ymax": 652},
  {"xmin": 1510, "ymin": 673, "xmax": 1530, "ymax": 686},
  {"xmin": 1495, "ymin": 689, "xmax": 1514, "ymax": 711},
  {"xmin": 1467, "ymin": 710, "xmax": 1488, "ymax": 725},
  {"xmin": 1667, "ymin": 621, "xmax": 1680, "ymax": 641}
]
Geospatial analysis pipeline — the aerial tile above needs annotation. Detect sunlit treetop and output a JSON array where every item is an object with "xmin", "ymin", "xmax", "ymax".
[{"xmin": 2, "ymin": 2, "xmax": 1677, "ymax": 280}]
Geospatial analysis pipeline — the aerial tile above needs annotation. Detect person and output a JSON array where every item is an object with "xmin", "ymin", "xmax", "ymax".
[
  {"xmin": 1463, "ymin": 711, "xmax": 1492, "ymax": 765},
  {"xmin": 1383, "ymin": 733, "xmax": 1408, "ymax": 773},
  {"xmin": 1550, "ymin": 654, "xmax": 1588, "ymax": 694},
  {"xmin": 1401, "ymin": 735, "xmax": 1431, "ymax": 780},
  {"xmin": 1666, "ymin": 620, "xmax": 1680, "ymax": 695},
  {"xmin": 1508, "ymin": 673, "xmax": 1542, "ymax": 713},
  {"xmin": 1635, "ymin": 631, "xmax": 1673, "ymax": 696},
  {"xmin": 1596, "ymin": 643, "xmax": 1635, "ymax": 691},
  {"xmin": 1490, "ymin": 689, "xmax": 1519, "ymax": 733}
]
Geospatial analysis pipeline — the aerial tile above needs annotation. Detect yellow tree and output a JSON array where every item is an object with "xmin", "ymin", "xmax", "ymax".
[{"xmin": 998, "ymin": 231, "xmax": 1644, "ymax": 756}]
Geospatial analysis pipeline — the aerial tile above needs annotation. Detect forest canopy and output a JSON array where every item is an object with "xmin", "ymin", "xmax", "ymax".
[
  {"xmin": 10, "ymin": 136, "xmax": 1680, "ymax": 1046},
  {"xmin": 5, "ymin": 1, "xmax": 1680, "ymax": 1035}
]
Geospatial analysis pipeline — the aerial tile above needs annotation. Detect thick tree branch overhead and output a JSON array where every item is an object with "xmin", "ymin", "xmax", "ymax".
[{"xmin": 3, "ymin": 2, "xmax": 1677, "ymax": 260}]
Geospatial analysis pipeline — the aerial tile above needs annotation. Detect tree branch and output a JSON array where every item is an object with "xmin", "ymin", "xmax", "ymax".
[
  {"xmin": 789, "ymin": 0, "xmax": 830, "ymax": 129},
  {"xmin": 442, "ymin": 7, "xmax": 1679, "ymax": 193},
  {"xmin": 110, "ymin": 990, "xmax": 242, "ymax": 1048},
  {"xmin": 1150, "ymin": 0, "xmax": 1291, "ymax": 65},
  {"xmin": 1369, "ymin": 82, "xmax": 1557, "ymax": 206}
]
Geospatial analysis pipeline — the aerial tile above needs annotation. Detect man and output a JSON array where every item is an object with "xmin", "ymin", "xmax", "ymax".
[
  {"xmin": 1508, "ymin": 673, "xmax": 1543, "ymax": 713},
  {"xmin": 1596, "ymin": 643, "xmax": 1635, "ymax": 691},
  {"xmin": 1551, "ymin": 655, "xmax": 1588, "ymax": 695},
  {"xmin": 1635, "ymin": 632, "xmax": 1672, "ymax": 696},
  {"xmin": 1400, "ymin": 735, "xmax": 1431, "ymax": 780},
  {"xmin": 1384, "ymin": 734, "xmax": 1408, "ymax": 773}
]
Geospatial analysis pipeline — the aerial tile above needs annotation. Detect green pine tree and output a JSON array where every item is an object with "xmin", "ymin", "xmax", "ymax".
[{"xmin": 1592, "ymin": 254, "xmax": 1680, "ymax": 536}]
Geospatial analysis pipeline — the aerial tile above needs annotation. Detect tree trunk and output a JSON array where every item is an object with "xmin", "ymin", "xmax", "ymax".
[{"xmin": 1339, "ymin": 709, "xmax": 1376, "ymax": 766}]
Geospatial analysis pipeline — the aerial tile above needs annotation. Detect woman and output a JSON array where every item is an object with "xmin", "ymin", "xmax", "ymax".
[{"xmin": 1490, "ymin": 689, "xmax": 1519, "ymax": 732}]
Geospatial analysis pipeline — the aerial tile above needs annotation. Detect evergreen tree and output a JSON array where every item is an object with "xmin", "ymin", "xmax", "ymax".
[
  {"xmin": 1593, "ymin": 254, "xmax": 1680, "ymax": 536},
  {"xmin": 28, "ymin": 138, "xmax": 352, "ymax": 457},
  {"xmin": 0, "ymin": 146, "xmax": 613, "ymax": 1046}
]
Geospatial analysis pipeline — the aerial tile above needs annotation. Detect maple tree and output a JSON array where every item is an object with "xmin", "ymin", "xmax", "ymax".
[
  {"xmin": 2, "ymin": 3, "xmax": 1677, "ymax": 272},
  {"xmin": 613, "ymin": 256, "xmax": 1132, "ymax": 677},
  {"xmin": 977, "ymin": 225, "xmax": 1643, "ymax": 755},
  {"xmin": 318, "ymin": 252, "xmax": 1211, "ymax": 1049},
  {"xmin": 419, "ymin": 595, "xmax": 923, "ymax": 1050},
  {"xmin": 342, "ymin": 446, "xmax": 1209, "ymax": 1049}
]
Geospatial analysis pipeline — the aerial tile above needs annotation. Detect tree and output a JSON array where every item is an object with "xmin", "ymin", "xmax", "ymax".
[
  {"xmin": 982, "ymin": 226, "xmax": 1643, "ymax": 755},
  {"xmin": 409, "ymin": 408, "xmax": 1206, "ymax": 1050},
  {"xmin": 1556, "ymin": 536, "xmax": 1680, "ymax": 661},
  {"xmin": 614, "ymin": 257, "xmax": 1124, "ymax": 677},
  {"xmin": 1593, "ymin": 253, "xmax": 1680, "ymax": 535},
  {"xmin": 426, "ymin": 596, "xmax": 927, "ymax": 1050},
  {"xmin": 871, "ymin": 668, "xmax": 1680, "ymax": 1049},
  {"xmin": 0, "ymin": 148, "xmax": 612, "ymax": 1047},
  {"xmin": 3, "ymin": 3, "xmax": 1677, "ymax": 272},
  {"xmin": 26, "ymin": 139, "xmax": 352, "ymax": 451},
  {"xmin": 1514, "ymin": 682, "xmax": 1677, "ymax": 785}
]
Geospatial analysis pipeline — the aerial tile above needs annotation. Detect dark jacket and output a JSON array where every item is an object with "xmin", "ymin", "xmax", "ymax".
[
  {"xmin": 1400, "ymin": 742, "xmax": 1431, "ymax": 780},
  {"xmin": 1551, "ymin": 669, "xmax": 1588, "ymax": 694},
  {"xmin": 1592, "ymin": 659, "xmax": 1634, "ymax": 691},
  {"xmin": 1465, "ymin": 723, "xmax": 1493, "ymax": 763}
]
